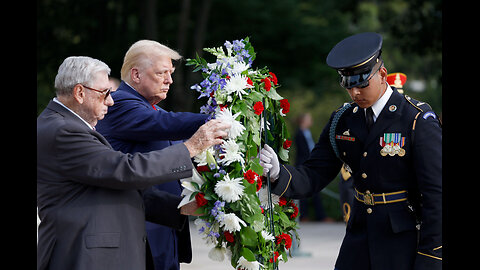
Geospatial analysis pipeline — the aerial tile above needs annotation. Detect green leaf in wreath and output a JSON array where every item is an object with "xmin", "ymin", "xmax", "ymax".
[
  {"xmin": 242, "ymin": 179, "xmax": 257, "ymax": 195},
  {"xmin": 266, "ymin": 88, "xmax": 284, "ymax": 100},
  {"xmin": 241, "ymin": 247, "xmax": 256, "ymax": 262},
  {"xmin": 249, "ymin": 158, "xmax": 264, "ymax": 176},
  {"xmin": 278, "ymin": 147, "xmax": 289, "ymax": 162},
  {"xmin": 240, "ymin": 227, "xmax": 258, "ymax": 248}
]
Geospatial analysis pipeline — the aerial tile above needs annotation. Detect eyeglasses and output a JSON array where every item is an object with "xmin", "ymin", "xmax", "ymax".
[
  {"xmin": 82, "ymin": 84, "xmax": 112, "ymax": 100},
  {"xmin": 340, "ymin": 60, "xmax": 383, "ymax": 90}
]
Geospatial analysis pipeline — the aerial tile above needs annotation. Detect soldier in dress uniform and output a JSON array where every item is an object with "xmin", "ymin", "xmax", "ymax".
[
  {"xmin": 339, "ymin": 72, "xmax": 409, "ymax": 224},
  {"xmin": 259, "ymin": 32, "xmax": 442, "ymax": 270}
]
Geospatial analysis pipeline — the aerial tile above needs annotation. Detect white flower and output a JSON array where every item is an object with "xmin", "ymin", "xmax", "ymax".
[
  {"xmin": 236, "ymin": 256, "xmax": 264, "ymax": 270},
  {"xmin": 230, "ymin": 60, "xmax": 250, "ymax": 75},
  {"xmin": 193, "ymin": 147, "xmax": 214, "ymax": 166},
  {"xmin": 223, "ymin": 74, "xmax": 252, "ymax": 100},
  {"xmin": 207, "ymin": 62, "xmax": 219, "ymax": 71},
  {"xmin": 220, "ymin": 213, "xmax": 246, "ymax": 233},
  {"xmin": 215, "ymin": 107, "xmax": 245, "ymax": 139},
  {"xmin": 177, "ymin": 168, "xmax": 205, "ymax": 208},
  {"xmin": 257, "ymin": 186, "xmax": 280, "ymax": 210},
  {"xmin": 219, "ymin": 139, "xmax": 245, "ymax": 166},
  {"xmin": 261, "ymin": 230, "xmax": 275, "ymax": 242},
  {"xmin": 208, "ymin": 246, "xmax": 226, "ymax": 262},
  {"xmin": 215, "ymin": 174, "xmax": 244, "ymax": 203}
]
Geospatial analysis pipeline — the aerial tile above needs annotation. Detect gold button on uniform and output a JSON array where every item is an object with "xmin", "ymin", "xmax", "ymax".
[
  {"xmin": 363, "ymin": 152, "xmax": 368, "ymax": 157},
  {"xmin": 367, "ymin": 208, "xmax": 373, "ymax": 214},
  {"xmin": 362, "ymin": 173, "xmax": 367, "ymax": 179}
]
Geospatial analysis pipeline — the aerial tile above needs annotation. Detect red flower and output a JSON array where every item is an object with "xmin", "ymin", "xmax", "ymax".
[
  {"xmin": 256, "ymin": 177, "xmax": 262, "ymax": 191},
  {"xmin": 224, "ymin": 231, "xmax": 234, "ymax": 243},
  {"xmin": 269, "ymin": 251, "xmax": 280, "ymax": 263},
  {"xmin": 247, "ymin": 77, "xmax": 254, "ymax": 86},
  {"xmin": 289, "ymin": 201, "xmax": 299, "ymax": 219},
  {"xmin": 279, "ymin": 99, "xmax": 290, "ymax": 114},
  {"xmin": 219, "ymin": 104, "xmax": 229, "ymax": 111},
  {"xmin": 243, "ymin": 169, "xmax": 258, "ymax": 184},
  {"xmin": 279, "ymin": 197, "xmax": 287, "ymax": 206},
  {"xmin": 269, "ymin": 72, "xmax": 278, "ymax": 86},
  {"xmin": 258, "ymin": 175, "xmax": 266, "ymax": 192},
  {"xmin": 196, "ymin": 165, "xmax": 210, "ymax": 172},
  {"xmin": 276, "ymin": 233, "xmax": 292, "ymax": 249},
  {"xmin": 253, "ymin": 101, "xmax": 264, "ymax": 115},
  {"xmin": 283, "ymin": 139, "xmax": 292, "ymax": 149},
  {"xmin": 261, "ymin": 77, "xmax": 271, "ymax": 91},
  {"xmin": 195, "ymin": 193, "xmax": 208, "ymax": 207}
]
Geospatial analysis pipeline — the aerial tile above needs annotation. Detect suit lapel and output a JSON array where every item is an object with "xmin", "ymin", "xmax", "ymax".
[
  {"xmin": 364, "ymin": 89, "xmax": 404, "ymax": 147},
  {"xmin": 47, "ymin": 100, "xmax": 90, "ymax": 130},
  {"xmin": 46, "ymin": 100, "xmax": 113, "ymax": 148}
]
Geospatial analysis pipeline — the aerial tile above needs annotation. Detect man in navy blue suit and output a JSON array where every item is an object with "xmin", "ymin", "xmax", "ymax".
[{"xmin": 96, "ymin": 40, "xmax": 209, "ymax": 270}]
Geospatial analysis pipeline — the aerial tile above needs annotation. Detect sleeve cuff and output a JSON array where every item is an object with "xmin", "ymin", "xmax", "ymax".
[
  {"xmin": 271, "ymin": 165, "xmax": 292, "ymax": 197},
  {"xmin": 414, "ymin": 246, "xmax": 442, "ymax": 270}
]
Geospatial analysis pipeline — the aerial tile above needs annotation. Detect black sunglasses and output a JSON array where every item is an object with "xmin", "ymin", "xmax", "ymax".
[{"xmin": 340, "ymin": 60, "xmax": 383, "ymax": 90}]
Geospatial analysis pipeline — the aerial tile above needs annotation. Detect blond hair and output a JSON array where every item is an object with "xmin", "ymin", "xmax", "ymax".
[{"xmin": 120, "ymin": 40, "xmax": 182, "ymax": 81}]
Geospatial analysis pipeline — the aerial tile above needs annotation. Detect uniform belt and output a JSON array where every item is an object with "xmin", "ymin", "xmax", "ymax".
[{"xmin": 354, "ymin": 188, "xmax": 407, "ymax": 205}]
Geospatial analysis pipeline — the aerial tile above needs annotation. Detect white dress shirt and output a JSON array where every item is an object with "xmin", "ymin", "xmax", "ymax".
[{"xmin": 364, "ymin": 84, "xmax": 393, "ymax": 123}]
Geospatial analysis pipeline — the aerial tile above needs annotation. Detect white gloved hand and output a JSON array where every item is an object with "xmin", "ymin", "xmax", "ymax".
[{"xmin": 259, "ymin": 144, "xmax": 280, "ymax": 181}]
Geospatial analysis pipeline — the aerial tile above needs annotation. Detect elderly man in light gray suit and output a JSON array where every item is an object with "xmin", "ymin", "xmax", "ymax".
[{"xmin": 37, "ymin": 56, "xmax": 229, "ymax": 270}]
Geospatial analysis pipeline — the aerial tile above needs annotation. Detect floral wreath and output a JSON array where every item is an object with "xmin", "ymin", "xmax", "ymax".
[{"xmin": 179, "ymin": 37, "xmax": 298, "ymax": 270}]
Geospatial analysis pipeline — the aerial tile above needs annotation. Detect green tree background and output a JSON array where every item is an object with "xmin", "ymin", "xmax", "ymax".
[{"xmin": 37, "ymin": 0, "xmax": 441, "ymax": 220}]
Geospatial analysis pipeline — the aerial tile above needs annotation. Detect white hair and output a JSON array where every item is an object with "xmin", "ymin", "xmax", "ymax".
[{"xmin": 54, "ymin": 56, "xmax": 111, "ymax": 96}]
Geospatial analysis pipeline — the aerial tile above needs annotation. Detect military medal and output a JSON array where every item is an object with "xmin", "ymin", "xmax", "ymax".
[{"xmin": 380, "ymin": 133, "xmax": 406, "ymax": 156}]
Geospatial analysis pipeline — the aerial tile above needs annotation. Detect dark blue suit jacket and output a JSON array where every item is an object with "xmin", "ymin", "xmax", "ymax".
[{"xmin": 96, "ymin": 81, "xmax": 209, "ymax": 270}]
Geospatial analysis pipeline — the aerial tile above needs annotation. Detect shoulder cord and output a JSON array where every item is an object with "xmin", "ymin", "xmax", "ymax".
[{"xmin": 329, "ymin": 103, "xmax": 351, "ymax": 159}]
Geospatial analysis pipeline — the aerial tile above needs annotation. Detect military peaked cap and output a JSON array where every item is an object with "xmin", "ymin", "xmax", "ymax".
[{"xmin": 326, "ymin": 32, "xmax": 383, "ymax": 89}]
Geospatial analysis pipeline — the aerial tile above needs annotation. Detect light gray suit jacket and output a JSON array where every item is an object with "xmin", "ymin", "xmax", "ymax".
[{"xmin": 37, "ymin": 100, "xmax": 193, "ymax": 270}]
